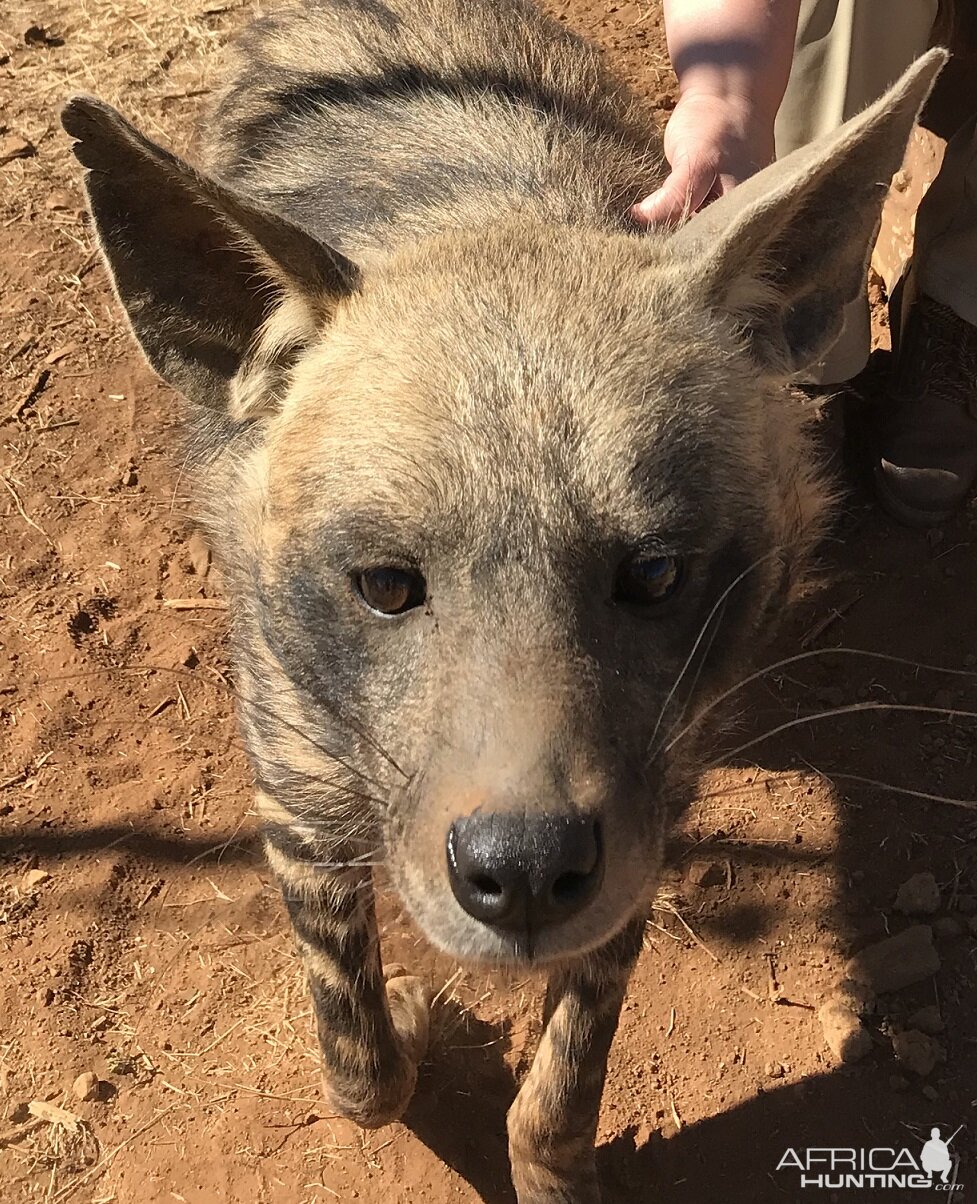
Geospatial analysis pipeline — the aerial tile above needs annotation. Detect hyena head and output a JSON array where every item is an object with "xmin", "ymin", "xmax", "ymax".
[{"xmin": 63, "ymin": 53, "xmax": 940, "ymax": 966}]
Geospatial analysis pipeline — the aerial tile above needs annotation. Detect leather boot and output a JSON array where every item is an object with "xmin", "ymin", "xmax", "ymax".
[{"xmin": 875, "ymin": 295, "xmax": 977, "ymax": 526}]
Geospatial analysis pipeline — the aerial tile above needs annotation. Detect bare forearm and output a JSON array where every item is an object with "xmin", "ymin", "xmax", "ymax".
[
  {"xmin": 635, "ymin": 0, "xmax": 801, "ymax": 224},
  {"xmin": 663, "ymin": 0, "xmax": 801, "ymax": 122}
]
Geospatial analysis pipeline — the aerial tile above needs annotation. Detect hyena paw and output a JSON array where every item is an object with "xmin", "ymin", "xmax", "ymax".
[
  {"xmin": 511, "ymin": 1165, "xmax": 602, "ymax": 1204},
  {"xmin": 508, "ymin": 1115, "xmax": 601, "ymax": 1204},
  {"xmin": 320, "ymin": 1063, "xmax": 417, "ymax": 1131},
  {"xmin": 385, "ymin": 973, "xmax": 431, "ymax": 1065},
  {"xmin": 317, "ymin": 970, "xmax": 429, "ymax": 1130}
]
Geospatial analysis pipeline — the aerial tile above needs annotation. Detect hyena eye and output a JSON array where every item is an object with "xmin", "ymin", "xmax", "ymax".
[
  {"xmin": 355, "ymin": 566, "xmax": 426, "ymax": 616},
  {"xmin": 614, "ymin": 552, "xmax": 684, "ymax": 607}
]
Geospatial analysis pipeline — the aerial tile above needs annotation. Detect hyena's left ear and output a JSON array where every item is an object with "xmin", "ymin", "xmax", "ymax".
[
  {"xmin": 670, "ymin": 49, "xmax": 947, "ymax": 377},
  {"xmin": 61, "ymin": 96, "xmax": 359, "ymax": 420}
]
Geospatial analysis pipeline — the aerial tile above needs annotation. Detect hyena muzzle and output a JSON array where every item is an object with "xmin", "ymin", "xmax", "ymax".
[{"xmin": 62, "ymin": 1, "xmax": 943, "ymax": 1198}]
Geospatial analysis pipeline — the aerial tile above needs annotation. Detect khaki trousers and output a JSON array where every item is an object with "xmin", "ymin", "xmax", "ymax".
[{"xmin": 774, "ymin": 0, "xmax": 977, "ymax": 383}]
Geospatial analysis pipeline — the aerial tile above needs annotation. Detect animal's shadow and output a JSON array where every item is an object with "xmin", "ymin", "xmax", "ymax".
[
  {"xmin": 407, "ymin": 998, "xmax": 521, "ymax": 1204},
  {"xmin": 599, "ymin": 1072, "xmax": 969, "ymax": 1202}
]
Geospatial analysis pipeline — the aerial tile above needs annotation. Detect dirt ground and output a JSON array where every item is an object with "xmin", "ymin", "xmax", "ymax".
[{"xmin": 2, "ymin": 2, "xmax": 977, "ymax": 1202}]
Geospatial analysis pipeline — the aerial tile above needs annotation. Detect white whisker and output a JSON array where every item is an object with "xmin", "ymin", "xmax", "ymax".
[
  {"xmin": 647, "ymin": 546, "xmax": 787, "ymax": 756},
  {"xmin": 708, "ymin": 701, "xmax": 977, "ymax": 768},
  {"xmin": 808, "ymin": 769, "xmax": 977, "ymax": 812},
  {"xmin": 664, "ymin": 646, "xmax": 977, "ymax": 757}
]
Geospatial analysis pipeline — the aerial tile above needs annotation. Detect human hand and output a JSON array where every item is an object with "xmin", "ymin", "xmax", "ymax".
[{"xmin": 632, "ymin": 90, "xmax": 776, "ymax": 227}]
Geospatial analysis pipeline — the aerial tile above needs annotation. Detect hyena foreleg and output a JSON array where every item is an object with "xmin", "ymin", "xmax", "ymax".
[
  {"xmin": 262, "ymin": 800, "xmax": 430, "ymax": 1128},
  {"xmin": 507, "ymin": 919, "xmax": 644, "ymax": 1204}
]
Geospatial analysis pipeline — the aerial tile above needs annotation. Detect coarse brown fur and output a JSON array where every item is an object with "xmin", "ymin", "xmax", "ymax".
[{"xmin": 61, "ymin": 3, "xmax": 943, "ymax": 1198}]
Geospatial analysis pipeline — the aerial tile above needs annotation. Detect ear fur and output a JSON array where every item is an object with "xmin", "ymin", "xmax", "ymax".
[
  {"xmin": 61, "ymin": 96, "xmax": 359, "ymax": 417},
  {"xmin": 671, "ymin": 50, "xmax": 947, "ymax": 375}
]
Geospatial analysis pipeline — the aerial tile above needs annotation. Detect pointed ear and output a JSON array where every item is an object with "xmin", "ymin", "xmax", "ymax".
[
  {"xmin": 671, "ymin": 50, "xmax": 946, "ymax": 376},
  {"xmin": 61, "ymin": 96, "xmax": 359, "ymax": 418}
]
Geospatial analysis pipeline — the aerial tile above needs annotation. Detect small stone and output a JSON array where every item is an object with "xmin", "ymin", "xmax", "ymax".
[
  {"xmin": 765, "ymin": 1061, "xmax": 786, "ymax": 1079},
  {"xmin": 819, "ymin": 1001, "xmax": 873, "ymax": 1063},
  {"xmin": 72, "ymin": 1072, "xmax": 99, "ymax": 1102},
  {"xmin": 22, "ymin": 869, "xmax": 51, "ymax": 890},
  {"xmin": 892, "ymin": 1029, "xmax": 943, "ymax": 1078},
  {"xmin": 686, "ymin": 860, "xmax": 725, "ymax": 888},
  {"xmin": 933, "ymin": 915, "xmax": 964, "ymax": 940},
  {"xmin": 44, "ymin": 190, "xmax": 74, "ymax": 212},
  {"xmin": 908, "ymin": 1005, "xmax": 945, "ymax": 1035},
  {"xmin": 846, "ymin": 925, "xmax": 940, "ymax": 993},
  {"xmin": 187, "ymin": 531, "xmax": 211, "ymax": 578},
  {"xmin": 922, "ymin": 1084, "xmax": 939, "ymax": 1102},
  {"xmin": 37, "ymin": 986, "xmax": 55, "ymax": 1007},
  {"xmin": 120, "ymin": 466, "xmax": 138, "ymax": 487},
  {"xmin": 836, "ymin": 977, "xmax": 876, "ymax": 1017},
  {"xmin": 894, "ymin": 872, "xmax": 941, "ymax": 916}
]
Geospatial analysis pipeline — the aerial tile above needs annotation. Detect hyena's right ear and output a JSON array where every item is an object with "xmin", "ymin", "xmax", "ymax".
[{"xmin": 61, "ymin": 97, "xmax": 359, "ymax": 420}]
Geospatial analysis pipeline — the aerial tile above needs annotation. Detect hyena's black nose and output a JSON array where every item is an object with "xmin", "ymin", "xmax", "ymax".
[{"xmin": 446, "ymin": 812, "xmax": 603, "ymax": 931}]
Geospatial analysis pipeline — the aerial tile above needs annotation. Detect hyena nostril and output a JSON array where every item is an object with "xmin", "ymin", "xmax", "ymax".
[
  {"xmin": 447, "ymin": 813, "xmax": 604, "ymax": 933},
  {"xmin": 551, "ymin": 867, "xmax": 595, "ymax": 907},
  {"xmin": 470, "ymin": 874, "xmax": 505, "ymax": 898}
]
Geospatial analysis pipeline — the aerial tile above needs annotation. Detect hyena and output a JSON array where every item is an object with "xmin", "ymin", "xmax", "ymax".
[{"xmin": 62, "ymin": 0, "xmax": 943, "ymax": 1198}]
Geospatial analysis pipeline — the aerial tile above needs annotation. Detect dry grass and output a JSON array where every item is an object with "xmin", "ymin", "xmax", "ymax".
[{"xmin": 1, "ymin": 0, "xmax": 247, "ymax": 426}]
